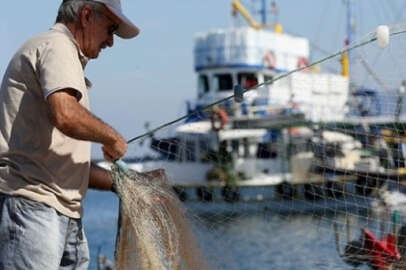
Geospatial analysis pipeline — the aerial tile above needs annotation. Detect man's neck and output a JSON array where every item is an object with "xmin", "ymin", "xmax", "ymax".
[{"xmin": 64, "ymin": 22, "xmax": 84, "ymax": 52}]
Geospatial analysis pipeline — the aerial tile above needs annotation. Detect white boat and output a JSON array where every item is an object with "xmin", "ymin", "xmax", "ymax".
[
  {"xmin": 125, "ymin": 121, "xmax": 289, "ymax": 187},
  {"xmin": 99, "ymin": 1, "xmax": 406, "ymax": 203}
]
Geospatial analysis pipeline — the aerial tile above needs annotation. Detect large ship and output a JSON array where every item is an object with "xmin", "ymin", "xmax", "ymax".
[{"xmin": 100, "ymin": 1, "xmax": 406, "ymax": 203}]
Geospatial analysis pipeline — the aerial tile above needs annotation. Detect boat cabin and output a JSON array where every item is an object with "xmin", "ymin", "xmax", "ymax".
[
  {"xmin": 193, "ymin": 27, "xmax": 350, "ymax": 122},
  {"xmin": 174, "ymin": 121, "xmax": 267, "ymax": 164},
  {"xmin": 196, "ymin": 68, "xmax": 274, "ymax": 108}
]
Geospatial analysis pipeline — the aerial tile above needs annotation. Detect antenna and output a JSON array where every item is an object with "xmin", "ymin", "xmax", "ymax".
[
  {"xmin": 345, "ymin": 1, "xmax": 358, "ymax": 69},
  {"xmin": 342, "ymin": 0, "xmax": 356, "ymax": 84},
  {"xmin": 261, "ymin": 0, "xmax": 267, "ymax": 25},
  {"xmin": 345, "ymin": 0, "xmax": 353, "ymax": 47}
]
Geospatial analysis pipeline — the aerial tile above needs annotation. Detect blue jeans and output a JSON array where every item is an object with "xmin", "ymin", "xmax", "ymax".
[{"xmin": 0, "ymin": 194, "xmax": 89, "ymax": 270}]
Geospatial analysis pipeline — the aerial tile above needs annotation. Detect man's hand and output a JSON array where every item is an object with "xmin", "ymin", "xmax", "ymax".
[{"xmin": 102, "ymin": 134, "xmax": 128, "ymax": 162}]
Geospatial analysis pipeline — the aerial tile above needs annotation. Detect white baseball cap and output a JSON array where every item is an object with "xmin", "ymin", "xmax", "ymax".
[{"xmin": 64, "ymin": 0, "xmax": 140, "ymax": 39}]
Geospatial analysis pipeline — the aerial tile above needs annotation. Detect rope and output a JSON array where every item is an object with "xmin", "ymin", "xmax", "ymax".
[
  {"xmin": 333, "ymin": 221, "xmax": 343, "ymax": 256},
  {"xmin": 126, "ymin": 26, "xmax": 406, "ymax": 145}
]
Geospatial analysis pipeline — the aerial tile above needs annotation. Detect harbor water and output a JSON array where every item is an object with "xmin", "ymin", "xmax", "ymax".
[{"xmin": 82, "ymin": 190, "xmax": 375, "ymax": 270}]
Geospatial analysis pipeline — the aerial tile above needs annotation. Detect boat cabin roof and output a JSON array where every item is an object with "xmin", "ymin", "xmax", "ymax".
[{"xmin": 175, "ymin": 121, "xmax": 267, "ymax": 141}]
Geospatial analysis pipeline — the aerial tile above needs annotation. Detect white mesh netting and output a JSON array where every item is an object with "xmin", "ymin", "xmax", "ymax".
[{"xmin": 106, "ymin": 24, "xmax": 406, "ymax": 270}]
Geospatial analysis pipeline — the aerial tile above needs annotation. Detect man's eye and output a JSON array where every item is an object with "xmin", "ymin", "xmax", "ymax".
[{"xmin": 109, "ymin": 24, "xmax": 118, "ymax": 35}]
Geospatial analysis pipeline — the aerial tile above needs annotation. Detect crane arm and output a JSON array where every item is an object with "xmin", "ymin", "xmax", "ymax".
[
  {"xmin": 357, "ymin": 54, "xmax": 390, "ymax": 92},
  {"xmin": 232, "ymin": 0, "xmax": 263, "ymax": 30}
]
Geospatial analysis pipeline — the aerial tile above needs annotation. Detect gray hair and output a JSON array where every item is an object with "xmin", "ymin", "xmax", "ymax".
[{"xmin": 56, "ymin": 0, "xmax": 104, "ymax": 24}]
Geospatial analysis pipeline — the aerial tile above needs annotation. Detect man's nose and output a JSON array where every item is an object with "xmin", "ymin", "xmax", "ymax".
[{"xmin": 107, "ymin": 35, "xmax": 114, "ymax": 47}]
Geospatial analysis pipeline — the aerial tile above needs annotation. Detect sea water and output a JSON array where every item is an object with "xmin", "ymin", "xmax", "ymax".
[{"xmin": 83, "ymin": 190, "xmax": 372, "ymax": 270}]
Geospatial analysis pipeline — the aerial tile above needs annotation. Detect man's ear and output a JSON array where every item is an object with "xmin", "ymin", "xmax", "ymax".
[{"xmin": 80, "ymin": 5, "xmax": 92, "ymax": 29}]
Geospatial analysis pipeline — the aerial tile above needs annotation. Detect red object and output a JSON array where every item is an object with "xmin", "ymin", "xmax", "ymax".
[
  {"xmin": 263, "ymin": 50, "xmax": 276, "ymax": 69},
  {"xmin": 363, "ymin": 229, "xmax": 401, "ymax": 269},
  {"xmin": 296, "ymin": 57, "xmax": 309, "ymax": 69},
  {"xmin": 211, "ymin": 109, "xmax": 228, "ymax": 131}
]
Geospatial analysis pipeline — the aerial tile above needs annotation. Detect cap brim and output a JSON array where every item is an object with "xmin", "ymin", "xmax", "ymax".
[{"xmin": 104, "ymin": 5, "xmax": 140, "ymax": 39}]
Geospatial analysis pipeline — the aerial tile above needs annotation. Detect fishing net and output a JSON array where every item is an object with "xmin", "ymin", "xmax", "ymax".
[
  {"xmin": 99, "ymin": 22, "xmax": 406, "ymax": 270},
  {"xmin": 111, "ymin": 166, "xmax": 208, "ymax": 270}
]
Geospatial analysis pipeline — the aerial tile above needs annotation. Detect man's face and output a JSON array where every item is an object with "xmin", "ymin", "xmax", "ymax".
[{"xmin": 81, "ymin": 6, "xmax": 119, "ymax": 59}]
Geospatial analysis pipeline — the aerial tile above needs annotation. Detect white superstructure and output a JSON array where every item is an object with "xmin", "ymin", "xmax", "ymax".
[
  {"xmin": 194, "ymin": 27, "xmax": 309, "ymax": 72},
  {"xmin": 193, "ymin": 27, "xmax": 350, "ymax": 122}
]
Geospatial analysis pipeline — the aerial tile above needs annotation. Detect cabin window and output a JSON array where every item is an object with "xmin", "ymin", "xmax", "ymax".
[
  {"xmin": 185, "ymin": 140, "xmax": 196, "ymax": 162},
  {"xmin": 177, "ymin": 145, "xmax": 184, "ymax": 162},
  {"xmin": 199, "ymin": 139, "xmax": 213, "ymax": 163},
  {"xmin": 242, "ymin": 138, "xmax": 250, "ymax": 158},
  {"xmin": 257, "ymin": 143, "xmax": 278, "ymax": 159},
  {"xmin": 238, "ymin": 73, "xmax": 258, "ymax": 89},
  {"xmin": 213, "ymin": 74, "xmax": 233, "ymax": 92},
  {"xmin": 231, "ymin": 140, "xmax": 239, "ymax": 153},
  {"xmin": 264, "ymin": 75, "xmax": 273, "ymax": 84},
  {"xmin": 198, "ymin": 75, "xmax": 210, "ymax": 97}
]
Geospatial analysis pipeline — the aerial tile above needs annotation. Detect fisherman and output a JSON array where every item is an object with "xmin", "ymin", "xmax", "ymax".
[{"xmin": 0, "ymin": 0, "xmax": 139, "ymax": 268}]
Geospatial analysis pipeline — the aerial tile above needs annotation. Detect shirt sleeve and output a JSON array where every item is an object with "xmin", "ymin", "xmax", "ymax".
[{"xmin": 38, "ymin": 37, "xmax": 86, "ymax": 101}]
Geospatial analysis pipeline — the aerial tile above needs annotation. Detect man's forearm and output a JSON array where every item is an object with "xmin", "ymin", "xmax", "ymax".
[
  {"xmin": 52, "ymin": 96, "xmax": 119, "ymax": 145},
  {"xmin": 88, "ymin": 162, "xmax": 113, "ymax": 191},
  {"xmin": 48, "ymin": 89, "xmax": 127, "ymax": 161}
]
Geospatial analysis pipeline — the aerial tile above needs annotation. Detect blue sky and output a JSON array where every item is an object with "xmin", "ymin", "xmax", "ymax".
[{"xmin": 1, "ymin": 0, "xmax": 405, "ymax": 158}]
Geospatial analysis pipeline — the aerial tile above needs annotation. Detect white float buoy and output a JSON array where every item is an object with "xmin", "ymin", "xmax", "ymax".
[{"xmin": 376, "ymin": 25, "xmax": 390, "ymax": 48}]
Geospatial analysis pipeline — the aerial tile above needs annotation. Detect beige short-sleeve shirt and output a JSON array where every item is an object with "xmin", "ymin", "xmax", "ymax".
[{"xmin": 0, "ymin": 23, "xmax": 92, "ymax": 218}]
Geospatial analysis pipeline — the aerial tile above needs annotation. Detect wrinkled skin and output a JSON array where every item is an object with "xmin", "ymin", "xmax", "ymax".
[{"xmin": 75, "ymin": 5, "xmax": 119, "ymax": 59}]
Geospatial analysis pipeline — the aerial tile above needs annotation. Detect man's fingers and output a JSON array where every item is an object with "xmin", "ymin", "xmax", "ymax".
[
  {"xmin": 102, "ymin": 146, "xmax": 115, "ymax": 162},
  {"xmin": 103, "ymin": 147, "xmax": 123, "ymax": 161}
]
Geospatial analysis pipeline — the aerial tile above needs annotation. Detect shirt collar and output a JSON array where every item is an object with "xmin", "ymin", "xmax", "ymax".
[{"xmin": 50, "ymin": 23, "xmax": 89, "ymax": 68}]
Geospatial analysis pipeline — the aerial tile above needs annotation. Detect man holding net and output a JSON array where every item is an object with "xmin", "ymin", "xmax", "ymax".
[{"xmin": 0, "ymin": 0, "xmax": 139, "ymax": 268}]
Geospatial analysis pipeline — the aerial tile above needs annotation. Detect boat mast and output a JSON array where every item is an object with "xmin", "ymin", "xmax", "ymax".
[
  {"xmin": 261, "ymin": 0, "xmax": 267, "ymax": 25},
  {"xmin": 342, "ymin": 0, "xmax": 355, "ymax": 79},
  {"xmin": 345, "ymin": 0, "xmax": 353, "ymax": 48}
]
